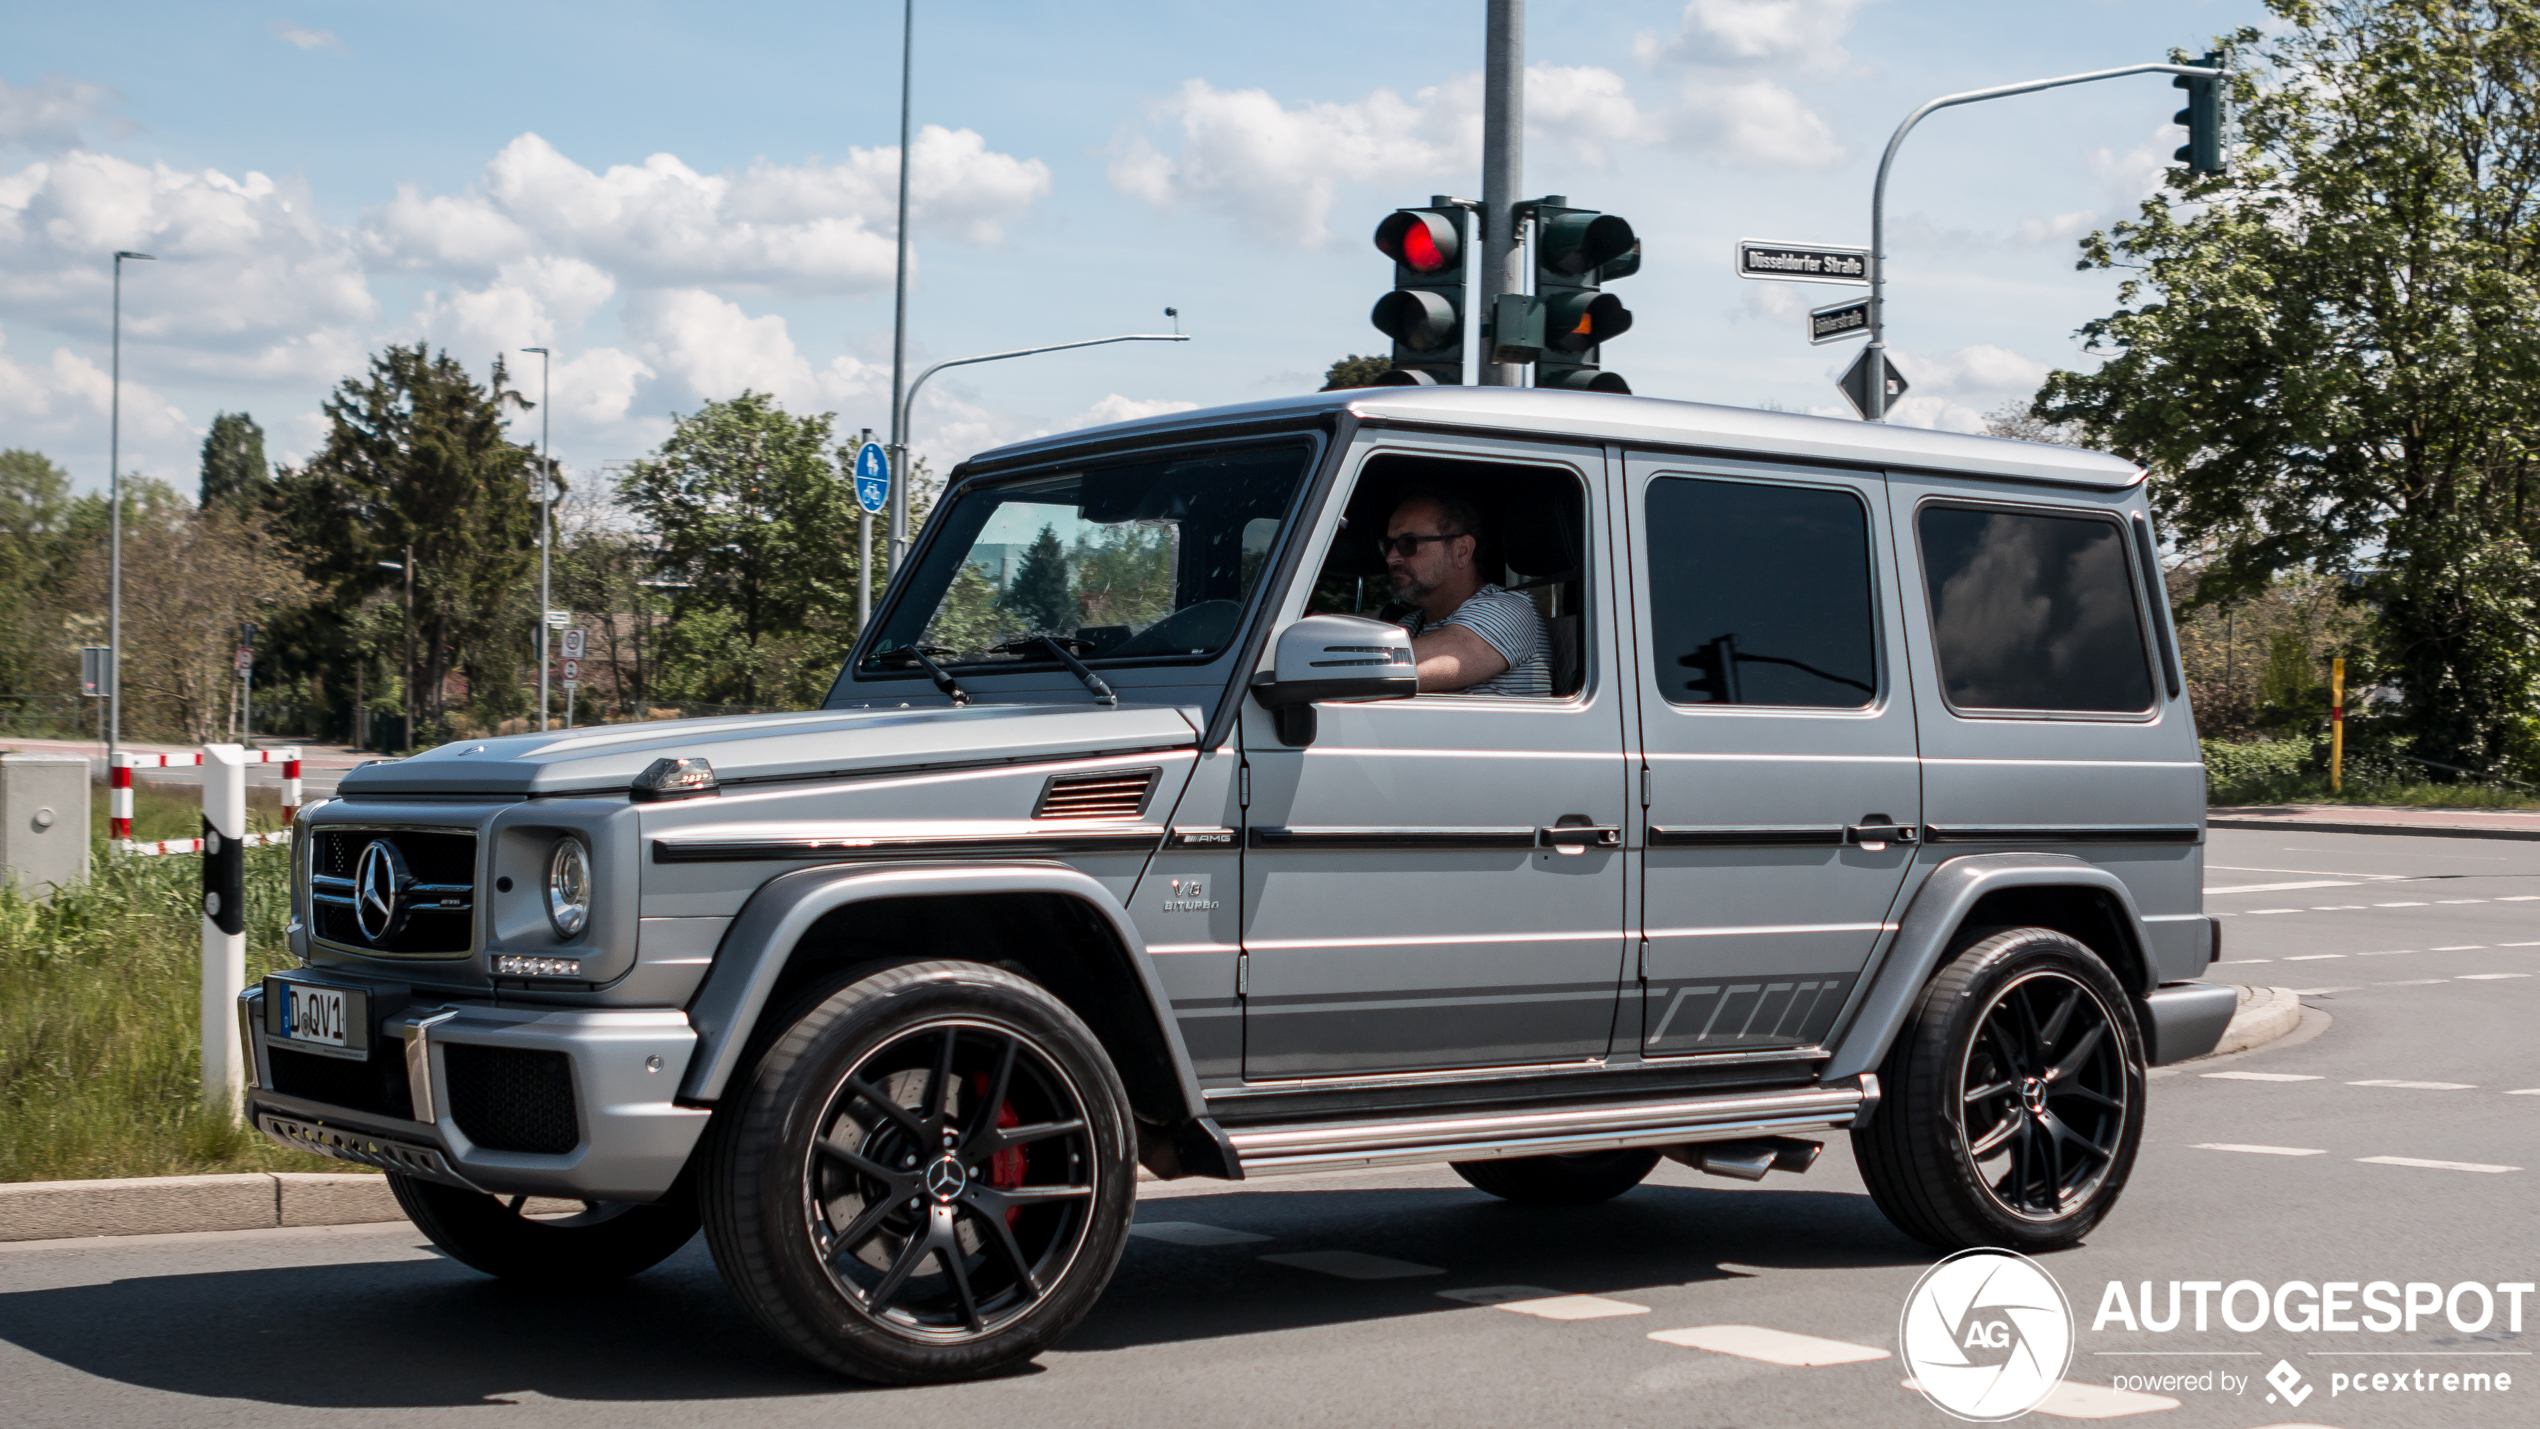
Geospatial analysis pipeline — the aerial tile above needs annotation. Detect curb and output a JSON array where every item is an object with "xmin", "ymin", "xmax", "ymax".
[
  {"xmin": 0, "ymin": 1171, "xmax": 396, "ymax": 1243},
  {"xmin": 2208, "ymin": 814, "xmax": 2540, "ymax": 842},
  {"xmin": 2193, "ymin": 985, "xmax": 2304, "ymax": 1062}
]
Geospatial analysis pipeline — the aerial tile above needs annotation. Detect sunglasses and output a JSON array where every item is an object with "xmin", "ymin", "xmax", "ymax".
[{"xmin": 1376, "ymin": 531, "xmax": 1463, "ymax": 559}]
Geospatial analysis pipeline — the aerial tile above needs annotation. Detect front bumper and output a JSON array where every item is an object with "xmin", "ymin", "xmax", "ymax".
[{"xmin": 240, "ymin": 978, "xmax": 711, "ymax": 1202}]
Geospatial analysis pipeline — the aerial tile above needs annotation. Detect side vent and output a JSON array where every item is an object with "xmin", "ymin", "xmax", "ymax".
[{"xmin": 1034, "ymin": 767, "xmax": 1160, "ymax": 821}]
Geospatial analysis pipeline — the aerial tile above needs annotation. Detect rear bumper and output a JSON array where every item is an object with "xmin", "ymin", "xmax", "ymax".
[
  {"xmin": 2140, "ymin": 981, "xmax": 2239, "ymax": 1066},
  {"xmin": 240, "ymin": 981, "xmax": 711, "ymax": 1202}
]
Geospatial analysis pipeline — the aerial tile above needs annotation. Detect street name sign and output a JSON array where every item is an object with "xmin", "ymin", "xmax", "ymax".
[
  {"xmin": 853, "ymin": 441, "xmax": 890, "ymax": 516},
  {"xmin": 1735, "ymin": 239, "xmax": 1869, "ymax": 286},
  {"xmin": 1809, "ymin": 296, "xmax": 1871, "ymax": 345},
  {"xmin": 1836, "ymin": 347, "xmax": 1911, "ymax": 419}
]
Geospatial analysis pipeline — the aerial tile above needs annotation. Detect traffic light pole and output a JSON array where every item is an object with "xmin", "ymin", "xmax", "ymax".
[
  {"xmin": 1477, "ymin": 0, "xmax": 1523, "ymax": 387},
  {"xmin": 1864, "ymin": 60, "xmax": 2226, "ymax": 421}
]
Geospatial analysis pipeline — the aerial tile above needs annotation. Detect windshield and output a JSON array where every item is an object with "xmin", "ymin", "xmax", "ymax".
[{"xmin": 860, "ymin": 441, "xmax": 1312, "ymax": 672}]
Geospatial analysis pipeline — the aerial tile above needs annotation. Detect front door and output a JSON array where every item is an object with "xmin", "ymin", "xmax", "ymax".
[
  {"xmin": 1238, "ymin": 442, "xmax": 1631, "ymax": 1080},
  {"xmin": 1623, "ymin": 456, "xmax": 1921, "ymax": 1057}
]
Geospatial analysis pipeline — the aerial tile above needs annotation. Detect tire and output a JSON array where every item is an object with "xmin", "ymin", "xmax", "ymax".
[
  {"xmin": 699, "ymin": 960, "xmax": 1137, "ymax": 1384},
  {"xmin": 388, "ymin": 1173, "xmax": 699, "ymax": 1281},
  {"xmin": 1451, "ymin": 1148, "xmax": 1661, "ymax": 1206},
  {"xmin": 1852, "ymin": 927, "xmax": 2147, "ymax": 1253}
]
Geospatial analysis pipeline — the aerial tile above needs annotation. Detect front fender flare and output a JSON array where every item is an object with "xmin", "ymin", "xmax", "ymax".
[
  {"xmin": 677, "ymin": 861, "xmax": 1207, "ymax": 1125},
  {"xmin": 1822, "ymin": 853, "xmax": 2152, "ymax": 1083}
]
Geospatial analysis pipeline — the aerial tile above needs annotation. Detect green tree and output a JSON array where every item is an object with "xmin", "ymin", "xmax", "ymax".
[
  {"xmin": 2037, "ymin": 0, "xmax": 2540, "ymax": 778},
  {"xmin": 199, "ymin": 413, "xmax": 269, "ymax": 513},
  {"xmin": 0, "ymin": 450, "xmax": 84, "ymax": 708},
  {"xmin": 274, "ymin": 346, "xmax": 541, "ymax": 740},
  {"xmin": 998, "ymin": 525, "xmax": 1075, "ymax": 635},
  {"xmin": 618, "ymin": 391, "xmax": 862, "ymax": 707},
  {"xmin": 1321, "ymin": 354, "xmax": 1393, "ymax": 390}
]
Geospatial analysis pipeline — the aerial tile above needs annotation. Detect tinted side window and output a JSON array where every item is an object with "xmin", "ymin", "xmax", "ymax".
[
  {"xmin": 1917, "ymin": 506, "xmax": 2153, "ymax": 714},
  {"xmin": 1645, "ymin": 476, "xmax": 1877, "ymax": 708}
]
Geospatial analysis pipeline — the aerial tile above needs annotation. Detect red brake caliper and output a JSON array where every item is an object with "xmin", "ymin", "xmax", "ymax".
[{"xmin": 971, "ymin": 1073, "xmax": 1029, "ymax": 1225}]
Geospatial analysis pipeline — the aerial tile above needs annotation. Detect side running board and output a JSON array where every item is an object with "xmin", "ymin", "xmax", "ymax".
[{"xmin": 1224, "ymin": 1077, "xmax": 1878, "ymax": 1178}]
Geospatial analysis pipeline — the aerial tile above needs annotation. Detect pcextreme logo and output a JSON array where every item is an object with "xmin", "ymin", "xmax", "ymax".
[{"xmin": 1900, "ymin": 1249, "xmax": 2076, "ymax": 1421}]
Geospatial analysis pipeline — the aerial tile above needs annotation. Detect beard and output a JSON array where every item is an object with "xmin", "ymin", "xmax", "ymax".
[{"xmin": 1388, "ymin": 566, "xmax": 1435, "ymax": 604}]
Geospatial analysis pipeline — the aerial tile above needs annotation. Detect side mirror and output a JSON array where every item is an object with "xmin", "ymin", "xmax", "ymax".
[{"xmin": 1252, "ymin": 615, "xmax": 1418, "ymax": 746}]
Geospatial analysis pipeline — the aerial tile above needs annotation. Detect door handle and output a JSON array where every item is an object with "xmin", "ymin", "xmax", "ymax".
[
  {"xmin": 1845, "ymin": 823, "xmax": 1919, "ymax": 846},
  {"xmin": 1538, "ymin": 824, "xmax": 1622, "ymax": 849}
]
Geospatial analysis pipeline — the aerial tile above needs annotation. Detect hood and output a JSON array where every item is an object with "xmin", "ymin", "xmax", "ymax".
[{"xmin": 337, "ymin": 702, "xmax": 1201, "ymax": 799}]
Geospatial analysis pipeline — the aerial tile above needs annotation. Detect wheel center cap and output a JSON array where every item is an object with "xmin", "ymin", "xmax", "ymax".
[
  {"xmin": 924, "ymin": 1154, "xmax": 968, "ymax": 1202},
  {"xmin": 2020, "ymin": 1076, "xmax": 2049, "ymax": 1117}
]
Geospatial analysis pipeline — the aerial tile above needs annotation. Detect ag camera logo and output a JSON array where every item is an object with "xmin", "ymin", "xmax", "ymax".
[{"xmin": 1901, "ymin": 1249, "xmax": 2075, "ymax": 1420}]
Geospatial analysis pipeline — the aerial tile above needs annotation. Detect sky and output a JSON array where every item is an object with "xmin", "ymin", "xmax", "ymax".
[{"xmin": 1, "ymin": 0, "xmax": 2266, "ymax": 502}]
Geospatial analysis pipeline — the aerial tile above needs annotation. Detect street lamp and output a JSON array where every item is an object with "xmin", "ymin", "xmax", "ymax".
[
  {"xmin": 521, "ymin": 346, "xmax": 553, "ymax": 731},
  {"xmin": 887, "ymin": 0, "xmax": 916, "ymax": 570},
  {"xmin": 107, "ymin": 249, "xmax": 153, "ymax": 779}
]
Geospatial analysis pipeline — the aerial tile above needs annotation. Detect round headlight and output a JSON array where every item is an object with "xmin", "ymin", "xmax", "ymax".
[{"xmin": 546, "ymin": 837, "xmax": 591, "ymax": 938}]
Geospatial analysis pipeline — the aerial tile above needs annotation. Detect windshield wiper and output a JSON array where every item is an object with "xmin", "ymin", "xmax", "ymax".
[
  {"xmin": 994, "ymin": 635, "xmax": 1119, "ymax": 706},
  {"xmin": 877, "ymin": 645, "xmax": 971, "ymax": 706}
]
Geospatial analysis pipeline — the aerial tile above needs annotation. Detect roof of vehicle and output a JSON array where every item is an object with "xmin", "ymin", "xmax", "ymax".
[{"xmin": 965, "ymin": 386, "xmax": 2143, "ymax": 490}]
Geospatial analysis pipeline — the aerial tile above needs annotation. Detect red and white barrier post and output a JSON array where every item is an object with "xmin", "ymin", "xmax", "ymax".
[{"xmin": 201, "ymin": 744, "xmax": 248, "ymax": 1117}]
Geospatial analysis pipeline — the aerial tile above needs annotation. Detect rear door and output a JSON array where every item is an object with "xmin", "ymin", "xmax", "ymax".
[{"xmin": 1623, "ymin": 455, "xmax": 1920, "ymax": 1058}]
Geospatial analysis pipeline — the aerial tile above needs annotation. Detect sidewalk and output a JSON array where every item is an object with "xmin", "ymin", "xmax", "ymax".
[{"xmin": 2208, "ymin": 803, "xmax": 2540, "ymax": 841}]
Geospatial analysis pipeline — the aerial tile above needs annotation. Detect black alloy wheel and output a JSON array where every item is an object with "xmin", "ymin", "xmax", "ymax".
[
  {"xmin": 803, "ymin": 1020, "xmax": 1098, "ymax": 1338},
  {"xmin": 1852, "ymin": 927, "xmax": 2146, "ymax": 1252}
]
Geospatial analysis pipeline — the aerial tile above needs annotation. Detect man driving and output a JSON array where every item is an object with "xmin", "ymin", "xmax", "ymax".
[{"xmin": 1383, "ymin": 490, "xmax": 1551, "ymax": 696}]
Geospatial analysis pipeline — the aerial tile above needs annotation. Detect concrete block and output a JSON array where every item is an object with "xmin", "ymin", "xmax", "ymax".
[
  {"xmin": 0, "ymin": 751, "xmax": 91, "ymax": 899},
  {"xmin": 273, "ymin": 1172, "xmax": 400, "ymax": 1227},
  {"xmin": 0, "ymin": 1173, "xmax": 274, "ymax": 1242}
]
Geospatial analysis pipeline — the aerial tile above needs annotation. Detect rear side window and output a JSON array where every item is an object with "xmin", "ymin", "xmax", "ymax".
[
  {"xmin": 1644, "ymin": 476, "xmax": 1877, "ymax": 708},
  {"xmin": 1917, "ymin": 505, "xmax": 2153, "ymax": 715}
]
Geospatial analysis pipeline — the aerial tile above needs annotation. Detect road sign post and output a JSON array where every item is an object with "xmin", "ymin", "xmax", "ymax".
[
  {"xmin": 201, "ymin": 744, "xmax": 246, "ymax": 1119},
  {"xmin": 1837, "ymin": 347, "xmax": 1911, "ymax": 419}
]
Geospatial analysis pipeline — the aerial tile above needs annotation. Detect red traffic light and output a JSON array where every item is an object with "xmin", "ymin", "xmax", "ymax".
[{"xmin": 1375, "ymin": 211, "xmax": 1461, "ymax": 274}]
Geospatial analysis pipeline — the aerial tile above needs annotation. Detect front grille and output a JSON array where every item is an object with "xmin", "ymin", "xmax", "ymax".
[
  {"xmin": 444, "ymin": 1045, "xmax": 580, "ymax": 1154},
  {"xmin": 1034, "ymin": 767, "xmax": 1160, "ymax": 820},
  {"xmin": 310, "ymin": 828, "xmax": 478, "ymax": 956},
  {"xmin": 266, "ymin": 1044, "xmax": 415, "ymax": 1120}
]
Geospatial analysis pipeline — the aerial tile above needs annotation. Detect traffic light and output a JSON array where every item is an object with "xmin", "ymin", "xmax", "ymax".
[
  {"xmin": 2172, "ymin": 51, "xmax": 2224, "ymax": 175},
  {"xmin": 1369, "ymin": 202, "xmax": 1472, "ymax": 386},
  {"xmin": 1531, "ymin": 203, "xmax": 1638, "ymax": 394}
]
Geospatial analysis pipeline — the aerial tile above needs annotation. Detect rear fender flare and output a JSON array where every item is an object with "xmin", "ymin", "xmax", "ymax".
[
  {"xmin": 1823, "ymin": 853, "xmax": 2153, "ymax": 1083},
  {"xmin": 678, "ymin": 861, "xmax": 1206, "ymax": 1124}
]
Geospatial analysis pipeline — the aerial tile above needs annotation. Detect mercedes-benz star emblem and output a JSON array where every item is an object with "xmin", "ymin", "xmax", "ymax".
[
  {"xmin": 924, "ymin": 1155, "xmax": 968, "ymax": 1202},
  {"xmin": 353, "ymin": 839, "xmax": 411, "ymax": 944}
]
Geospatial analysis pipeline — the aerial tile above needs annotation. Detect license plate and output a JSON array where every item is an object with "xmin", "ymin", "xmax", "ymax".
[{"xmin": 281, "ymin": 984, "xmax": 351, "ymax": 1047}]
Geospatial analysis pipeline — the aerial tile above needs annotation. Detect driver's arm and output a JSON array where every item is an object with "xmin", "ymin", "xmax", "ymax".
[{"xmin": 1410, "ymin": 623, "xmax": 1510, "ymax": 693}]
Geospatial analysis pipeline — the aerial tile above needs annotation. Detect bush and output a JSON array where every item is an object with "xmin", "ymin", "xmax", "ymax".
[{"xmin": 2200, "ymin": 737, "xmax": 2313, "ymax": 802}]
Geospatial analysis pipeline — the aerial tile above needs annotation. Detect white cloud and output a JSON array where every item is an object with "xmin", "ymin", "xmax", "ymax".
[
  {"xmin": 1063, "ymin": 394, "xmax": 1199, "ymax": 430},
  {"xmin": 270, "ymin": 22, "xmax": 344, "ymax": 53},
  {"xmin": 1639, "ymin": 0, "xmax": 1872, "ymax": 70},
  {"xmin": 1110, "ymin": 68, "xmax": 1654, "ymax": 245},
  {"xmin": 619, "ymin": 288, "xmax": 882, "ymax": 413},
  {"xmin": 1670, "ymin": 77, "xmax": 1845, "ymax": 171},
  {"xmin": 412, "ymin": 256, "xmax": 616, "ymax": 358},
  {"xmin": 1844, "ymin": 342, "xmax": 2050, "ymax": 433},
  {"xmin": 0, "ymin": 75, "xmax": 119, "ymax": 152},
  {"xmin": 0, "ymin": 321, "xmax": 192, "ymax": 462},
  {"xmin": 365, "ymin": 128, "xmax": 1049, "ymax": 291},
  {"xmin": 1630, "ymin": 1, "xmax": 1862, "ymax": 170}
]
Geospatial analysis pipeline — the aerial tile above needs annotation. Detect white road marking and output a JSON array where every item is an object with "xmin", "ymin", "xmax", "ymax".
[
  {"xmin": 2432, "ymin": 945, "xmax": 2488, "ymax": 951},
  {"xmin": 1260, "ymin": 1250, "xmax": 1443, "ymax": 1279},
  {"xmin": 2248, "ymin": 909, "xmax": 2303, "ymax": 915},
  {"xmin": 2437, "ymin": 899, "xmax": 2489, "ymax": 904},
  {"xmin": 2510, "ymin": 1089, "xmax": 2540, "ymax": 1096},
  {"xmin": 2499, "ymin": 896, "xmax": 2540, "ymax": 902},
  {"xmin": 2458, "ymin": 972, "xmax": 2532, "ymax": 980},
  {"xmin": 2202, "ymin": 1071, "xmax": 2323, "ymax": 1082},
  {"xmin": 2350, "ymin": 1080, "xmax": 2477, "ymax": 1090},
  {"xmin": 2376, "ymin": 901, "xmax": 2429, "ymax": 907},
  {"xmin": 2205, "ymin": 880, "xmax": 2363, "ymax": 894},
  {"xmin": 2210, "ymin": 864, "xmax": 2406, "ymax": 878},
  {"xmin": 2354, "ymin": 949, "xmax": 2414, "ymax": 956},
  {"xmin": 2357, "ymin": 1156, "xmax": 2520, "ymax": 1174},
  {"xmin": 2500, "ymin": 941, "xmax": 2540, "ymax": 948},
  {"xmin": 2288, "ymin": 986, "xmax": 2361, "ymax": 994},
  {"xmin": 1129, "ymin": 1221, "xmax": 1270, "ymax": 1246},
  {"xmin": 2312, "ymin": 904, "xmax": 2369, "ymax": 910},
  {"xmin": 1900, "ymin": 1378, "xmax": 2181, "ymax": 1418},
  {"xmin": 2193, "ymin": 1143, "xmax": 2327, "ymax": 1156},
  {"xmin": 2214, "ymin": 958, "xmax": 2272, "ymax": 964},
  {"xmin": 1440, "ymin": 1286, "xmax": 1650, "ymax": 1319},
  {"xmin": 2379, "ymin": 979, "xmax": 2450, "ymax": 986},
  {"xmin": 2283, "ymin": 953, "xmax": 2346, "ymax": 961},
  {"xmin": 1655, "ymin": 1325, "xmax": 1889, "ymax": 1365}
]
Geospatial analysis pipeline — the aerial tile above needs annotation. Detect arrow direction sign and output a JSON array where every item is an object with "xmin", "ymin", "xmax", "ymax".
[
  {"xmin": 1836, "ymin": 348, "xmax": 1911, "ymax": 419},
  {"xmin": 1808, "ymin": 296, "xmax": 1871, "ymax": 345},
  {"xmin": 852, "ymin": 441, "xmax": 890, "ymax": 516},
  {"xmin": 1734, "ymin": 238, "xmax": 1869, "ymax": 286}
]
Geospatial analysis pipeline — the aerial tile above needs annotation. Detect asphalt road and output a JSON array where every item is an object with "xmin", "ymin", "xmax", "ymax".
[{"xmin": 3, "ymin": 828, "xmax": 2533, "ymax": 1429}]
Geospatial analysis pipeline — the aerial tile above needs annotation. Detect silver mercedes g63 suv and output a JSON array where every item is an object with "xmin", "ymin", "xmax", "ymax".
[{"xmin": 245, "ymin": 386, "xmax": 2230, "ymax": 1382}]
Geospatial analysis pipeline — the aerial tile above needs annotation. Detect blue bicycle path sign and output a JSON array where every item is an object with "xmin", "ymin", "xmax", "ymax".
[{"xmin": 852, "ymin": 441, "xmax": 890, "ymax": 515}]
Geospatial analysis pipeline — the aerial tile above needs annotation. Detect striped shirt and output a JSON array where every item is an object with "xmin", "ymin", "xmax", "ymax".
[{"xmin": 1402, "ymin": 583, "xmax": 1553, "ymax": 697}]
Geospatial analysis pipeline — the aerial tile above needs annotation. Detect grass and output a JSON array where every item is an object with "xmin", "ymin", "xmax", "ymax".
[
  {"xmin": 2208, "ymin": 777, "xmax": 2540, "ymax": 810},
  {"xmin": 0, "ymin": 779, "xmax": 354, "ymax": 1182}
]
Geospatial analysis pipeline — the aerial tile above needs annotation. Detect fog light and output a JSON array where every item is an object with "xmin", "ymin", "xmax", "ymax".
[{"xmin": 495, "ymin": 955, "xmax": 583, "ymax": 978}]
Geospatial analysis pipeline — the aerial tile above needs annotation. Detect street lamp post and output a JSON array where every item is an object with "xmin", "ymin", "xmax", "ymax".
[
  {"xmin": 522, "ymin": 347, "xmax": 553, "ymax": 731},
  {"xmin": 380, "ymin": 553, "xmax": 413, "ymax": 750},
  {"xmin": 1862, "ymin": 59, "xmax": 2226, "ymax": 420},
  {"xmin": 886, "ymin": 0, "xmax": 917, "ymax": 571},
  {"xmin": 107, "ymin": 249, "xmax": 153, "ymax": 778}
]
